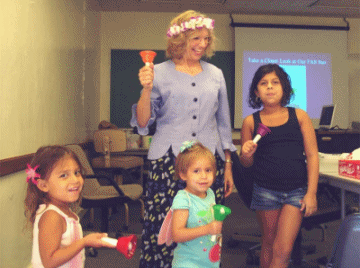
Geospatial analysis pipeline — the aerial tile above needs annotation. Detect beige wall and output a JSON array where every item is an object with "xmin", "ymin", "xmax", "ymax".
[
  {"xmin": 84, "ymin": 9, "xmax": 102, "ymax": 138},
  {"xmin": 348, "ymin": 19, "xmax": 360, "ymax": 123},
  {"xmin": 0, "ymin": 0, "xmax": 100, "ymax": 267},
  {"xmin": 0, "ymin": 5, "xmax": 359, "ymax": 267}
]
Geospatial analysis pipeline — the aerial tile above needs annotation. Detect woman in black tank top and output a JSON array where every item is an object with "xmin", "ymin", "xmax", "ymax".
[{"xmin": 240, "ymin": 64, "xmax": 319, "ymax": 268}]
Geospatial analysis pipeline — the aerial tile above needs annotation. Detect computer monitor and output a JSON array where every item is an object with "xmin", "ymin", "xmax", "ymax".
[{"xmin": 319, "ymin": 104, "xmax": 336, "ymax": 130}]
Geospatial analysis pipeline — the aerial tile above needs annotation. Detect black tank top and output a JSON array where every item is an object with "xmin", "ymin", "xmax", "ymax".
[{"xmin": 253, "ymin": 107, "xmax": 307, "ymax": 192}]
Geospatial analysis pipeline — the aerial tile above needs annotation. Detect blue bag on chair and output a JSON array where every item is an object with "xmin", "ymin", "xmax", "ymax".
[{"xmin": 326, "ymin": 213, "xmax": 360, "ymax": 268}]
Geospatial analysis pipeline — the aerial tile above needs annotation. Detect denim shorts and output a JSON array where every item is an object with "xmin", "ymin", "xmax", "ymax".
[{"xmin": 250, "ymin": 183, "xmax": 307, "ymax": 211}]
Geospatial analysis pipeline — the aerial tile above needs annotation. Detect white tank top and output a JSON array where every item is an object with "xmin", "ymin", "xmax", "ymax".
[{"xmin": 31, "ymin": 204, "xmax": 85, "ymax": 268}]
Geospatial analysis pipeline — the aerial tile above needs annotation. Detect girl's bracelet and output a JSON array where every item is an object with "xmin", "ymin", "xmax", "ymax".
[{"xmin": 224, "ymin": 159, "xmax": 233, "ymax": 164}]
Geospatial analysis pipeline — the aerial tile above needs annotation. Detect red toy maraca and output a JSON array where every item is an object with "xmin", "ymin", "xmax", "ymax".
[
  {"xmin": 101, "ymin": 235, "xmax": 137, "ymax": 259},
  {"xmin": 253, "ymin": 123, "xmax": 271, "ymax": 144},
  {"xmin": 140, "ymin": 50, "xmax": 157, "ymax": 66}
]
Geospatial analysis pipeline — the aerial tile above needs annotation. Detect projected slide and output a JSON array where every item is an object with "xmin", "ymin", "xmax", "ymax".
[
  {"xmin": 281, "ymin": 65, "xmax": 307, "ymax": 110},
  {"xmin": 242, "ymin": 51, "xmax": 332, "ymax": 120}
]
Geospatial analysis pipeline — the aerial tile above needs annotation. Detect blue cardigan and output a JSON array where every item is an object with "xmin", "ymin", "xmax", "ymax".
[{"xmin": 131, "ymin": 60, "xmax": 236, "ymax": 160}]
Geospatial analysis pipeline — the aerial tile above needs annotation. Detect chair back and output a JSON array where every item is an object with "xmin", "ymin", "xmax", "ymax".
[
  {"xmin": 66, "ymin": 145, "xmax": 94, "ymax": 175},
  {"xmin": 66, "ymin": 145, "xmax": 101, "ymax": 197},
  {"xmin": 327, "ymin": 213, "xmax": 360, "ymax": 268},
  {"xmin": 94, "ymin": 129, "xmax": 127, "ymax": 153}
]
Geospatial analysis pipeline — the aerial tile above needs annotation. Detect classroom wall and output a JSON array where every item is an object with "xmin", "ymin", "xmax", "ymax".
[
  {"xmin": 99, "ymin": 11, "xmax": 360, "ymax": 128},
  {"xmin": 0, "ymin": 5, "xmax": 358, "ymax": 267},
  {"xmin": 0, "ymin": 1, "xmax": 100, "ymax": 267},
  {"xmin": 348, "ymin": 19, "xmax": 360, "ymax": 123},
  {"xmin": 84, "ymin": 6, "xmax": 102, "ymax": 137}
]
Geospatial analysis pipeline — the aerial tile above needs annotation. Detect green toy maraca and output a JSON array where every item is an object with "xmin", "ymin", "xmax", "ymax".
[
  {"xmin": 211, "ymin": 204, "xmax": 232, "ymax": 242},
  {"xmin": 213, "ymin": 204, "xmax": 232, "ymax": 221}
]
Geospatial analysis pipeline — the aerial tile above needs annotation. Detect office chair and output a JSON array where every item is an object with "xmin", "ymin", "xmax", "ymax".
[
  {"xmin": 291, "ymin": 183, "xmax": 345, "ymax": 266},
  {"xmin": 66, "ymin": 145, "xmax": 144, "ymax": 234},
  {"xmin": 230, "ymin": 150, "xmax": 261, "ymax": 265},
  {"xmin": 326, "ymin": 213, "xmax": 360, "ymax": 268},
  {"xmin": 92, "ymin": 129, "xmax": 144, "ymax": 187}
]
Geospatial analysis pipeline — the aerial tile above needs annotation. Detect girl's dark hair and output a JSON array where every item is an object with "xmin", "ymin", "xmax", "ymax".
[
  {"xmin": 24, "ymin": 145, "xmax": 84, "ymax": 226},
  {"xmin": 248, "ymin": 64, "xmax": 294, "ymax": 109}
]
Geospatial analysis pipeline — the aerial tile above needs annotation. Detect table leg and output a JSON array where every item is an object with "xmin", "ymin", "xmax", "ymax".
[{"xmin": 341, "ymin": 189, "xmax": 345, "ymax": 219}]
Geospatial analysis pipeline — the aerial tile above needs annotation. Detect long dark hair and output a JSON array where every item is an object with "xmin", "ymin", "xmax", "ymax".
[{"xmin": 24, "ymin": 146, "xmax": 83, "ymax": 226}]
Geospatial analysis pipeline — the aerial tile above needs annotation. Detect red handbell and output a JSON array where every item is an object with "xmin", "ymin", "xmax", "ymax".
[
  {"xmin": 102, "ymin": 234, "xmax": 137, "ymax": 259},
  {"xmin": 116, "ymin": 234, "xmax": 137, "ymax": 259},
  {"xmin": 140, "ymin": 50, "xmax": 157, "ymax": 65}
]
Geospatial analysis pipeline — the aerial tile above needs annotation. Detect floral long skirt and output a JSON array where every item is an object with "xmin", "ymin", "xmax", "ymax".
[{"xmin": 139, "ymin": 148, "xmax": 225, "ymax": 268}]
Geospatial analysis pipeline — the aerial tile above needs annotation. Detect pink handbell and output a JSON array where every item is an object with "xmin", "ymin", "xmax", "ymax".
[{"xmin": 253, "ymin": 123, "xmax": 271, "ymax": 144}]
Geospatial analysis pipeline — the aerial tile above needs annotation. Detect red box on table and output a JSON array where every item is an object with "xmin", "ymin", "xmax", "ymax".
[{"xmin": 338, "ymin": 160, "xmax": 360, "ymax": 179}]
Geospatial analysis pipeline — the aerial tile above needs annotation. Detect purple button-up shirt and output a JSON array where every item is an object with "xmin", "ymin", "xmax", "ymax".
[{"xmin": 130, "ymin": 60, "xmax": 236, "ymax": 160}]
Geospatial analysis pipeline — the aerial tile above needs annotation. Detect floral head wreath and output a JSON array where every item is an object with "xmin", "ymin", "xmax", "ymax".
[
  {"xmin": 26, "ymin": 164, "xmax": 41, "ymax": 185},
  {"xmin": 180, "ymin": 140, "xmax": 198, "ymax": 153},
  {"xmin": 167, "ymin": 16, "xmax": 215, "ymax": 38}
]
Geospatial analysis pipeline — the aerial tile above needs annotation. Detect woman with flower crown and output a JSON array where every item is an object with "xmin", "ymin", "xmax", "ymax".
[{"xmin": 130, "ymin": 10, "xmax": 236, "ymax": 267}]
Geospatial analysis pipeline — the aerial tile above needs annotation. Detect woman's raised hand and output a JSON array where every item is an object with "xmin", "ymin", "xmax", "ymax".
[{"xmin": 138, "ymin": 63, "xmax": 154, "ymax": 91}]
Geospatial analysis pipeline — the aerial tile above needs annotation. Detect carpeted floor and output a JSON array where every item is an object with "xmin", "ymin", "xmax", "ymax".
[{"xmin": 81, "ymin": 188, "xmax": 357, "ymax": 268}]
